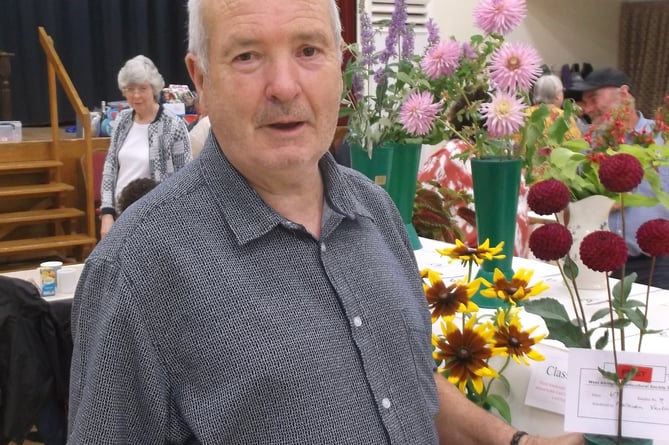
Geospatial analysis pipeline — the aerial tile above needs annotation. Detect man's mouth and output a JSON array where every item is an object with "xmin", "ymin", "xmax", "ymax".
[{"xmin": 268, "ymin": 122, "xmax": 303, "ymax": 130}]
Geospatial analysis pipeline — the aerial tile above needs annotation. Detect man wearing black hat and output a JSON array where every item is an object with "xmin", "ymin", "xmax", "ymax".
[
  {"xmin": 570, "ymin": 68, "xmax": 635, "ymax": 125},
  {"xmin": 570, "ymin": 68, "xmax": 669, "ymax": 289}
]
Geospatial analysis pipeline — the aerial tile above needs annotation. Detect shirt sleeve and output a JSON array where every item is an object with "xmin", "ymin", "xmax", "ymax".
[{"xmin": 68, "ymin": 258, "xmax": 171, "ymax": 443}]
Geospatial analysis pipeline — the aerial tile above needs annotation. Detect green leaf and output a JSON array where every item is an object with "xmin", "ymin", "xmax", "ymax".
[
  {"xmin": 562, "ymin": 257, "xmax": 579, "ymax": 280},
  {"xmin": 612, "ymin": 273, "xmax": 636, "ymax": 303},
  {"xmin": 620, "ymin": 367, "xmax": 638, "ymax": 385},
  {"xmin": 590, "ymin": 307, "xmax": 611, "ymax": 322},
  {"xmin": 594, "ymin": 331, "xmax": 609, "ymax": 350},
  {"xmin": 599, "ymin": 318, "xmax": 631, "ymax": 330},
  {"xmin": 485, "ymin": 394, "xmax": 512, "ymax": 423},
  {"xmin": 622, "ymin": 307, "xmax": 647, "ymax": 330},
  {"xmin": 522, "ymin": 298, "xmax": 589, "ymax": 348},
  {"xmin": 597, "ymin": 367, "xmax": 620, "ymax": 384}
]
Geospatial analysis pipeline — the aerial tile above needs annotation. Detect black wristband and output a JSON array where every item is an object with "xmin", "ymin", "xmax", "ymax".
[{"xmin": 510, "ymin": 430, "xmax": 528, "ymax": 445}]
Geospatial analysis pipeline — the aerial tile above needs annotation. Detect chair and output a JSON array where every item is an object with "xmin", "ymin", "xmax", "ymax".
[
  {"xmin": 0, "ymin": 276, "xmax": 70, "ymax": 445},
  {"xmin": 80, "ymin": 149, "xmax": 107, "ymax": 239},
  {"xmin": 90, "ymin": 150, "xmax": 107, "ymax": 216}
]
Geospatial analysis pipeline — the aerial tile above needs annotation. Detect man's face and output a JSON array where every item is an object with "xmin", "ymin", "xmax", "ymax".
[
  {"xmin": 186, "ymin": 0, "xmax": 342, "ymax": 179},
  {"xmin": 581, "ymin": 86, "xmax": 621, "ymax": 124}
]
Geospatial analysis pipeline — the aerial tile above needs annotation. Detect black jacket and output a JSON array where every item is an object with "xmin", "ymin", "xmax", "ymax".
[{"xmin": 0, "ymin": 276, "xmax": 71, "ymax": 444}]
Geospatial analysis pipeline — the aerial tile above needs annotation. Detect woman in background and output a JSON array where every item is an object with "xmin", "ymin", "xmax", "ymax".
[
  {"xmin": 529, "ymin": 74, "xmax": 582, "ymax": 139},
  {"xmin": 99, "ymin": 55, "xmax": 191, "ymax": 237},
  {"xmin": 525, "ymin": 74, "xmax": 582, "ymax": 180}
]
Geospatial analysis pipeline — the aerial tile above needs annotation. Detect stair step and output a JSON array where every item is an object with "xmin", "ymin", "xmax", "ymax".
[
  {"xmin": 0, "ymin": 160, "xmax": 63, "ymax": 173},
  {"xmin": 0, "ymin": 208, "xmax": 86, "ymax": 225},
  {"xmin": 0, "ymin": 234, "xmax": 96, "ymax": 255},
  {"xmin": 0, "ymin": 182, "xmax": 74, "ymax": 198}
]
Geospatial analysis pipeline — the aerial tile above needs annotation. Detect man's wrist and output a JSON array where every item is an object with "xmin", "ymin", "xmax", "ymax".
[{"xmin": 510, "ymin": 430, "xmax": 528, "ymax": 445}]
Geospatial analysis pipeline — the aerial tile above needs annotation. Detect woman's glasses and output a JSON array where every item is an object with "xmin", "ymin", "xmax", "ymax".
[{"xmin": 123, "ymin": 85, "xmax": 151, "ymax": 95}]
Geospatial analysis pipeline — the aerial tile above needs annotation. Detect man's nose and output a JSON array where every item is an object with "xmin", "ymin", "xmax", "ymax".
[{"xmin": 265, "ymin": 57, "xmax": 301, "ymax": 101}]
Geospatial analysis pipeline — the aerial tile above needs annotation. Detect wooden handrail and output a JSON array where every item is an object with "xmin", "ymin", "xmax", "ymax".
[{"xmin": 37, "ymin": 26, "xmax": 95, "ymax": 246}]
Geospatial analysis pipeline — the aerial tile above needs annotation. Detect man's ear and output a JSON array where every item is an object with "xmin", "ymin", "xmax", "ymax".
[
  {"xmin": 185, "ymin": 53, "xmax": 207, "ymax": 115},
  {"xmin": 619, "ymin": 84, "xmax": 631, "ymax": 97}
]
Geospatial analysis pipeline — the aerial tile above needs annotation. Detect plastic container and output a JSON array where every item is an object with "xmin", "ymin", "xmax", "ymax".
[{"xmin": 0, "ymin": 121, "xmax": 22, "ymax": 142}]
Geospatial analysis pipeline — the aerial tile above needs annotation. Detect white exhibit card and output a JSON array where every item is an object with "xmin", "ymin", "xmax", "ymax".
[
  {"xmin": 525, "ymin": 343, "xmax": 569, "ymax": 414},
  {"xmin": 565, "ymin": 348, "xmax": 669, "ymax": 440}
]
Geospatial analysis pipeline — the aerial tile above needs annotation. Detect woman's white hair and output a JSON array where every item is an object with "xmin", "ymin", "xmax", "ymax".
[
  {"xmin": 532, "ymin": 74, "xmax": 564, "ymax": 105},
  {"xmin": 187, "ymin": 0, "xmax": 342, "ymax": 73},
  {"xmin": 117, "ymin": 55, "xmax": 165, "ymax": 102}
]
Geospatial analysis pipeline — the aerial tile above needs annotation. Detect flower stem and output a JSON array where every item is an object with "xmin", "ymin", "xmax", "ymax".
[
  {"xmin": 638, "ymin": 256, "xmax": 656, "ymax": 352},
  {"xmin": 558, "ymin": 259, "xmax": 590, "ymax": 346},
  {"xmin": 618, "ymin": 193, "xmax": 627, "ymax": 351},
  {"xmin": 604, "ymin": 274, "xmax": 624, "ymax": 440}
]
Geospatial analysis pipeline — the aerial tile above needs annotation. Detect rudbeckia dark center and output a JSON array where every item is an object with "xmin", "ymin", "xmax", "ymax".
[{"xmin": 457, "ymin": 347, "xmax": 471, "ymax": 360}]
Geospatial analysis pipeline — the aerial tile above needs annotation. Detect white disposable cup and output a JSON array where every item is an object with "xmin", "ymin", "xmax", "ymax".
[{"xmin": 56, "ymin": 268, "xmax": 78, "ymax": 294}]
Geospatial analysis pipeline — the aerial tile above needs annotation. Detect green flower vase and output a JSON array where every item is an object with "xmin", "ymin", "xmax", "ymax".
[
  {"xmin": 584, "ymin": 434, "xmax": 652, "ymax": 445},
  {"xmin": 350, "ymin": 142, "xmax": 422, "ymax": 250},
  {"xmin": 470, "ymin": 157, "xmax": 521, "ymax": 308}
]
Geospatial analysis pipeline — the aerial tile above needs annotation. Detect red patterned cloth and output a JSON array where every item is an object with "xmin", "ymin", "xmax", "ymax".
[{"xmin": 418, "ymin": 140, "xmax": 530, "ymax": 257}]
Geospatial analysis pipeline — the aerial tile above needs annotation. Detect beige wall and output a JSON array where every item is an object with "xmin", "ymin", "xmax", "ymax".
[{"xmin": 428, "ymin": 0, "xmax": 622, "ymax": 73}]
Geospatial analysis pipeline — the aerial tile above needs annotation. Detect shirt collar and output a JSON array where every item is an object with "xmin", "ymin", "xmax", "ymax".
[{"xmin": 198, "ymin": 136, "xmax": 373, "ymax": 245}]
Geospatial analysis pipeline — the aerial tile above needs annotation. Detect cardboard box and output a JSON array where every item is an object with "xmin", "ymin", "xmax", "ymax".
[{"xmin": 0, "ymin": 121, "xmax": 22, "ymax": 142}]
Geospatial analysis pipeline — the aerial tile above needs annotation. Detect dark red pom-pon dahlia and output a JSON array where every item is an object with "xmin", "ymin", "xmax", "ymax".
[
  {"xmin": 527, "ymin": 179, "xmax": 571, "ymax": 215},
  {"xmin": 636, "ymin": 219, "xmax": 669, "ymax": 257},
  {"xmin": 598, "ymin": 153, "xmax": 644, "ymax": 193},
  {"xmin": 579, "ymin": 231, "xmax": 628, "ymax": 272},
  {"xmin": 529, "ymin": 224, "xmax": 573, "ymax": 261}
]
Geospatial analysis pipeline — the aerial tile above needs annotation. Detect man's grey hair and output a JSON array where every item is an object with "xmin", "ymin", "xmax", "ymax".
[
  {"xmin": 117, "ymin": 55, "xmax": 165, "ymax": 102},
  {"xmin": 187, "ymin": 0, "xmax": 342, "ymax": 73}
]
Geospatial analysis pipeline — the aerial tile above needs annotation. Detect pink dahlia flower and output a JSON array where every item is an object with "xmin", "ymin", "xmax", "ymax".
[
  {"xmin": 489, "ymin": 42, "xmax": 542, "ymax": 93},
  {"xmin": 421, "ymin": 40, "xmax": 461, "ymax": 80},
  {"xmin": 399, "ymin": 91, "xmax": 441, "ymax": 136},
  {"xmin": 474, "ymin": 0, "xmax": 527, "ymax": 36},
  {"xmin": 479, "ymin": 91, "xmax": 526, "ymax": 137}
]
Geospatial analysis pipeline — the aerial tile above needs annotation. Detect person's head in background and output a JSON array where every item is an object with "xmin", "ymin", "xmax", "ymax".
[
  {"xmin": 570, "ymin": 68, "xmax": 635, "ymax": 125},
  {"xmin": 184, "ymin": 0, "xmax": 343, "ymax": 182},
  {"xmin": 117, "ymin": 177, "xmax": 158, "ymax": 214},
  {"xmin": 532, "ymin": 74, "xmax": 565, "ymax": 107},
  {"xmin": 118, "ymin": 55, "xmax": 165, "ymax": 113}
]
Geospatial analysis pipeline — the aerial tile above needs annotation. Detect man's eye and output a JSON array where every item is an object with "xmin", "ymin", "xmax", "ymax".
[
  {"xmin": 235, "ymin": 53, "xmax": 253, "ymax": 62},
  {"xmin": 302, "ymin": 47, "xmax": 316, "ymax": 57}
]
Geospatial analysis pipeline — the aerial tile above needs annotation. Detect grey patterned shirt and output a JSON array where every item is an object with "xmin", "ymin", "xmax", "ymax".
[{"xmin": 68, "ymin": 137, "xmax": 439, "ymax": 444}]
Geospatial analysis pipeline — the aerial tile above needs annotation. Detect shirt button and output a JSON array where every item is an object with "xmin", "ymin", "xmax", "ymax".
[
  {"xmin": 320, "ymin": 242, "xmax": 327, "ymax": 252},
  {"xmin": 382, "ymin": 398, "xmax": 391, "ymax": 409},
  {"xmin": 353, "ymin": 316, "xmax": 362, "ymax": 327}
]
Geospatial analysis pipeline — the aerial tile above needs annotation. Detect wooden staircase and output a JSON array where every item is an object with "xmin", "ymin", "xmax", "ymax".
[{"xmin": 0, "ymin": 27, "xmax": 105, "ymax": 270}]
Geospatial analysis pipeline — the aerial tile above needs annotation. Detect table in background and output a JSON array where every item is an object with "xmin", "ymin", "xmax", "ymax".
[{"xmin": 2, "ymin": 263, "xmax": 83, "ymax": 332}]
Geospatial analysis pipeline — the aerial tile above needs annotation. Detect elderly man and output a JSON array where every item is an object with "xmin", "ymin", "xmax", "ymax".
[
  {"xmin": 570, "ymin": 68, "xmax": 669, "ymax": 289},
  {"xmin": 67, "ymin": 0, "xmax": 584, "ymax": 443}
]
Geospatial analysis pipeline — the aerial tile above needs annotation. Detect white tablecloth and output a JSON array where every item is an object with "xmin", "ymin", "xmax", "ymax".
[
  {"xmin": 415, "ymin": 237, "xmax": 669, "ymax": 442},
  {"xmin": 2, "ymin": 263, "xmax": 84, "ymax": 302}
]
